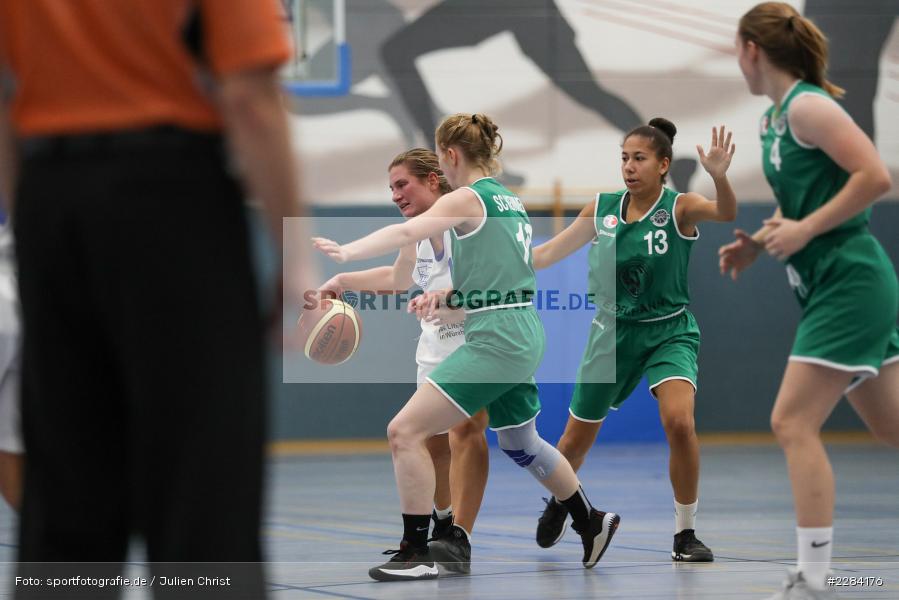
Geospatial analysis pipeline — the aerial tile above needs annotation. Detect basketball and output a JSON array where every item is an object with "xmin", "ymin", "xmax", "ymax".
[{"xmin": 296, "ymin": 298, "xmax": 362, "ymax": 365}]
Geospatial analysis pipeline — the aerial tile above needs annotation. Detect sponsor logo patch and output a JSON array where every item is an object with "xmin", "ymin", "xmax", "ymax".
[
  {"xmin": 650, "ymin": 209, "xmax": 670, "ymax": 227},
  {"xmin": 773, "ymin": 113, "xmax": 787, "ymax": 135},
  {"xmin": 603, "ymin": 214, "xmax": 619, "ymax": 229},
  {"xmin": 619, "ymin": 259, "xmax": 653, "ymax": 298}
]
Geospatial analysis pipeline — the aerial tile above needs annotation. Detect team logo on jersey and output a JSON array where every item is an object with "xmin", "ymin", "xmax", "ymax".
[
  {"xmin": 619, "ymin": 258, "xmax": 653, "ymax": 299},
  {"xmin": 650, "ymin": 209, "xmax": 670, "ymax": 227},
  {"xmin": 760, "ymin": 115, "xmax": 769, "ymax": 135},
  {"xmin": 785, "ymin": 264, "xmax": 808, "ymax": 300},
  {"xmin": 415, "ymin": 258, "xmax": 433, "ymax": 288},
  {"xmin": 603, "ymin": 215, "xmax": 619, "ymax": 229},
  {"xmin": 773, "ymin": 113, "xmax": 787, "ymax": 135}
]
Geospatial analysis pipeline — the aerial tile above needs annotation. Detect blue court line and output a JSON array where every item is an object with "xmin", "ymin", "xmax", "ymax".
[
  {"xmin": 264, "ymin": 557, "xmax": 899, "ymax": 596},
  {"xmin": 266, "ymin": 519, "xmax": 899, "ymax": 567},
  {"xmin": 263, "ymin": 562, "xmax": 766, "ymax": 597}
]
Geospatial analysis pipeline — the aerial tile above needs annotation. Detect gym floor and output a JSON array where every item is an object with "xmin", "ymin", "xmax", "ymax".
[{"xmin": 1, "ymin": 442, "xmax": 897, "ymax": 599}]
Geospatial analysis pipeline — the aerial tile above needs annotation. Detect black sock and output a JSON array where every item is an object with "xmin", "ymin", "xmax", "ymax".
[
  {"xmin": 402, "ymin": 513, "xmax": 431, "ymax": 548},
  {"xmin": 560, "ymin": 486, "xmax": 593, "ymax": 528}
]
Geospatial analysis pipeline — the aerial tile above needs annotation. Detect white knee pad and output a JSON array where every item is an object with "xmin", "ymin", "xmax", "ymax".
[{"xmin": 495, "ymin": 419, "xmax": 562, "ymax": 481}]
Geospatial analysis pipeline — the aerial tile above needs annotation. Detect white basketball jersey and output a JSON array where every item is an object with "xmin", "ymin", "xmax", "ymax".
[{"xmin": 413, "ymin": 231, "xmax": 464, "ymax": 369}]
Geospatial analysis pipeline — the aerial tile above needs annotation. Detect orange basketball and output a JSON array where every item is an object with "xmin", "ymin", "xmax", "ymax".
[{"xmin": 296, "ymin": 298, "xmax": 362, "ymax": 365}]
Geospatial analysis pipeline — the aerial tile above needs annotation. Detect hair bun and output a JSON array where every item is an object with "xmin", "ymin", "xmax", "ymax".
[
  {"xmin": 473, "ymin": 113, "xmax": 497, "ymax": 135},
  {"xmin": 648, "ymin": 117, "xmax": 677, "ymax": 144},
  {"xmin": 472, "ymin": 113, "xmax": 501, "ymax": 149}
]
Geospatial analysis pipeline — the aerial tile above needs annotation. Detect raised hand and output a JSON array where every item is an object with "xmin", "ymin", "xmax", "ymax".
[
  {"xmin": 718, "ymin": 229, "xmax": 762, "ymax": 280},
  {"xmin": 696, "ymin": 126, "xmax": 736, "ymax": 179},
  {"xmin": 312, "ymin": 237, "xmax": 349, "ymax": 264}
]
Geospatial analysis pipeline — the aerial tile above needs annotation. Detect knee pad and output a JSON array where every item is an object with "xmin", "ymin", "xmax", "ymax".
[{"xmin": 496, "ymin": 419, "xmax": 563, "ymax": 480}]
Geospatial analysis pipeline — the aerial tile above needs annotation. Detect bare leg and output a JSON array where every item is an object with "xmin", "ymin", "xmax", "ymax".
[
  {"xmin": 556, "ymin": 415, "xmax": 603, "ymax": 472},
  {"xmin": 540, "ymin": 458, "xmax": 583, "ymax": 500},
  {"xmin": 0, "ymin": 451, "xmax": 22, "ymax": 511},
  {"xmin": 847, "ymin": 360, "xmax": 899, "ymax": 447},
  {"xmin": 770, "ymin": 361, "xmax": 852, "ymax": 527},
  {"xmin": 654, "ymin": 379, "xmax": 699, "ymax": 504},
  {"xmin": 387, "ymin": 383, "xmax": 470, "ymax": 514},
  {"xmin": 448, "ymin": 409, "xmax": 489, "ymax": 533},
  {"xmin": 426, "ymin": 433, "xmax": 452, "ymax": 511}
]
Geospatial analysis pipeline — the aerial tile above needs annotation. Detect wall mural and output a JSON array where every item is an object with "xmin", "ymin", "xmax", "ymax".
[{"xmin": 287, "ymin": 0, "xmax": 899, "ymax": 206}]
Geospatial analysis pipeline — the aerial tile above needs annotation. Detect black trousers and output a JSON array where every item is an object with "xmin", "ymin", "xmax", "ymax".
[{"xmin": 13, "ymin": 131, "xmax": 267, "ymax": 599}]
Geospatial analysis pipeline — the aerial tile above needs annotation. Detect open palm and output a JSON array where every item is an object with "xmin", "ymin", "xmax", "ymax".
[{"xmin": 697, "ymin": 126, "xmax": 735, "ymax": 179}]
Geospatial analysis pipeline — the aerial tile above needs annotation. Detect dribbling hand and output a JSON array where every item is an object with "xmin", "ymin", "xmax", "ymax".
[
  {"xmin": 409, "ymin": 290, "xmax": 442, "ymax": 320},
  {"xmin": 317, "ymin": 274, "xmax": 344, "ymax": 298}
]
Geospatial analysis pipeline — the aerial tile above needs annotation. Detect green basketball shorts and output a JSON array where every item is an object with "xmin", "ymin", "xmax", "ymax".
[
  {"xmin": 570, "ymin": 308, "xmax": 700, "ymax": 422},
  {"xmin": 427, "ymin": 306, "xmax": 545, "ymax": 430},
  {"xmin": 787, "ymin": 232, "xmax": 899, "ymax": 378}
]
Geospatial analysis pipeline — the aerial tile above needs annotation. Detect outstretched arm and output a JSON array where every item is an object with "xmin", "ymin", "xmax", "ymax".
[
  {"xmin": 763, "ymin": 94, "xmax": 892, "ymax": 260},
  {"xmin": 532, "ymin": 201, "xmax": 597, "ymax": 270},
  {"xmin": 313, "ymin": 188, "xmax": 481, "ymax": 263},
  {"xmin": 319, "ymin": 244, "xmax": 417, "ymax": 296},
  {"xmin": 676, "ymin": 126, "xmax": 737, "ymax": 233}
]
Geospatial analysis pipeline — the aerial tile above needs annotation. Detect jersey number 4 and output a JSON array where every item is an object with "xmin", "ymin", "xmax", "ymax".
[
  {"xmin": 516, "ymin": 222, "xmax": 533, "ymax": 263},
  {"xmin": 769, "ymin": 137, "xmax": 782, "ymax": 172},
  {"xmin": 643, "ymin": 230, "xmax": 668, "ymax": 255}
]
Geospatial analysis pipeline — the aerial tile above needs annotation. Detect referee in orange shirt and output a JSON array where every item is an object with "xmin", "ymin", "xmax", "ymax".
[{"xmin": 0, "ymin": 2, "xmax": 302, "ymax": 598}]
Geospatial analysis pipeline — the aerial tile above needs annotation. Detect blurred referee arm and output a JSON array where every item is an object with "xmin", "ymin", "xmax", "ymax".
[
  {"xmin": 219, "ymin": 67, "xmax": 302, "ymax": 249},
  {"xmin": 218, "ymin": 65, "xmax": 317, "ymax": 311},
  {"xmin": 0, "ymin": 65, "xmax": 15, "ymax": 215}
]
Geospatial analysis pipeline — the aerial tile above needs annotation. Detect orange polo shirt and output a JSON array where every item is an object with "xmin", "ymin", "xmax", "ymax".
[{"xmin": 0, "ymin": 0, "xmax": 292, "ymax": 136}]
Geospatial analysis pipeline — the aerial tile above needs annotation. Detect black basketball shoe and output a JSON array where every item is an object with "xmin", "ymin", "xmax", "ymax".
[
  {"xmin": 672, "ymin": 529, "xmax": 714, "ymax": 562},
  {"xmin": 368, "ymin": 541, "xmax": 439, "ymax": 582},
  {"xmin": 430, "ymin": 510, "xmax": 453, "ymax": 541},
  {"xmin": 572, "ymin": 509, "xmax": 620, "ymax": 568},
  {"xmin": 536, "ymin": 496, "xmax": 569, "ymax": 548},
  {"xmin": 429, "ymin": 524, "xmax": 471, "ymax": 574}
]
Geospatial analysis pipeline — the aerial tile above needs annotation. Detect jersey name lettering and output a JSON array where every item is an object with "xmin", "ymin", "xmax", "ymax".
[{"xmin": 492, "ymin": 194, "xmax": 525, "ymax": 212}]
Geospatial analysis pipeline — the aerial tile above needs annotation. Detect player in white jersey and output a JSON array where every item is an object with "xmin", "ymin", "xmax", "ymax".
[
  {"xmin": 0, "ymin": 223, "xmax": 22, "ymax": 510},
  {"xmin": 318, "ymin": 149, "xmax": 488, "ymax": 573},
  {"xmin": 412, "ymin": 230, "xmax": 465, "ymax": 385}
]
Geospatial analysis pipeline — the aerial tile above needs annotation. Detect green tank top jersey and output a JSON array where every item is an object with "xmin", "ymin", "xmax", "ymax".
[
  {"xmin": 450, "ymin": 177, "xmax": 537, "ymax": 312},
  {"xmin": 761, "ymin": 80, "xmax": 867, "ymax": 267},
  {"xmin": 589, "ymin": 187, "xmax": 696, "ymax": 322}
]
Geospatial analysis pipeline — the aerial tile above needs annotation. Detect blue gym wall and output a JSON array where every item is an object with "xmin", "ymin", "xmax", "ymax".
[
  {"xmin": 259, "ymin": 202, "xmax": 899, "ymax": 444},
  {"xmin": 270, "ymin": 0, "xmax": 899, "ymax": 444}
]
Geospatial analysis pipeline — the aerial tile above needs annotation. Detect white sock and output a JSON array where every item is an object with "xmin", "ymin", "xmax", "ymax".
[
  {"xmin": 797, "ymin": 526, "xmax": 833, "ymax": 590},
  {"xmin": 454, "ymin": 524, "xmax": 472, "ymax": 542},
  {"xmin": 434, "ymin": 505, "xmax": 453, "ymax": 520},
  {"xmin": 674, "ymin": 499, "xmax": 697, "ymax": 533}
]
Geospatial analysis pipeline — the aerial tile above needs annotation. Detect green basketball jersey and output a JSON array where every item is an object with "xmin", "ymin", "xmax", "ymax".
[
  {"xmin": 589, "ymin": 187, "xmax": 695, "ymax": 322},
  {"xmin": 761, "ymin": 80, "xmax": 866, "ymax": 267},
  {"xmin": 450, "ymin": 177, "xmax": 537, "ymax": 311}
]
